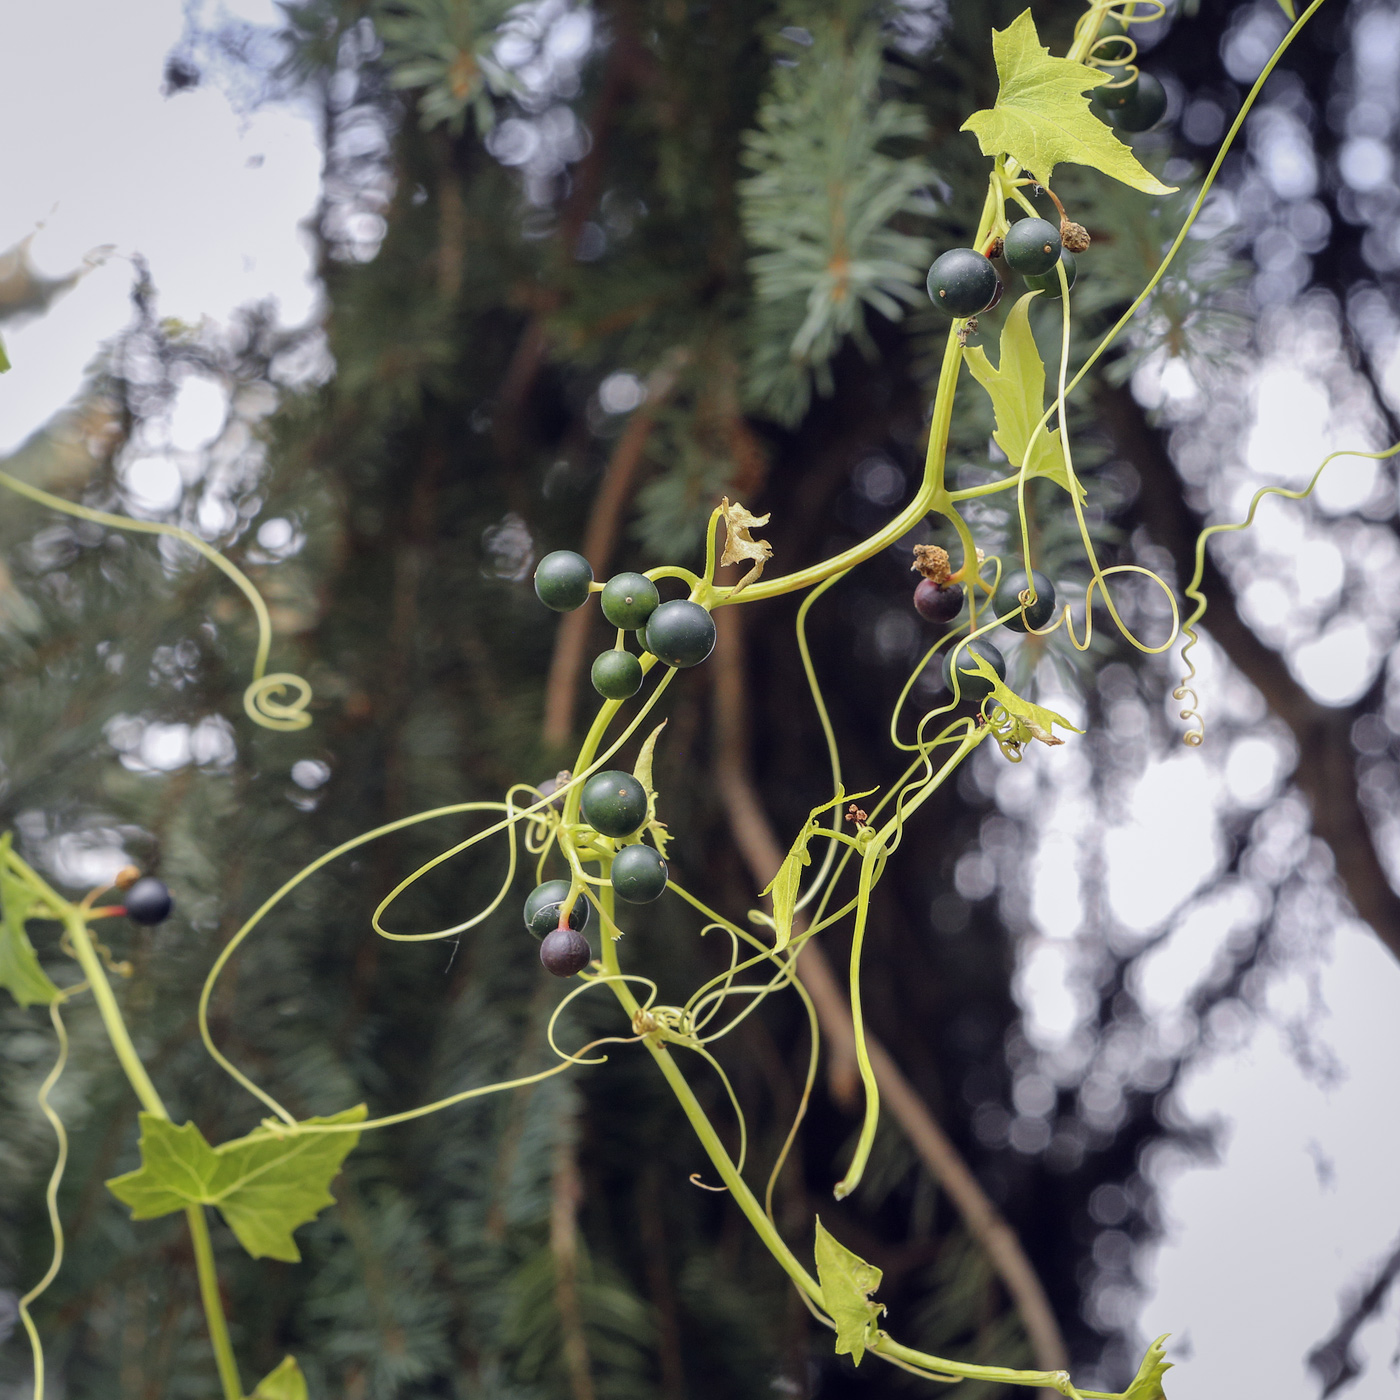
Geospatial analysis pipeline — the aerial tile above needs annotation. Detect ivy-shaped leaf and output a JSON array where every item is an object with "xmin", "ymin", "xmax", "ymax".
[
  {"xmin": 0, "ymin": 834, "xmax": 59, "ymax": 1008},
  {"xmin": 107, "ymin": 1107, "xmax": 366, "ymax": 1262},
  {"xmin": 250, "ymin": 1356, "xmax": 309, "ymax": 1400},
  {"xmin": 960, "ymin": 10, "xmax": 1174, "ymax": 196},
  {"xmin": 814, "ymin": 1217, "xmax": 884, "ymax": 1364},
  {"xmin": 1121, "ymin": 1334, "xmax": 1172, "ymax": 1400},
  {"xmin": 963, "ymin": 293, "xmax": 1085, "ymax": 501},
  {"xmin": 960, "ymin": 652, "xmax": 1082, "ymax": 759},
  {"xmin": 631, "ymin": 722, "xmax": 670, "ymax": 859}
]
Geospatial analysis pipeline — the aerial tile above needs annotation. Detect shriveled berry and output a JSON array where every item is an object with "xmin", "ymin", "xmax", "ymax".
[
  {"xmin": 994, "ymin": 570, "xmax": 1056, "ymax": 633},
  {"xmin": 611, "ymin": 843, "xmax": 668, "ymax": 903},
  {"xmin": 534, "ymin": 551, "xmax": 593, "ymax": 612},
  {"xmin": 124, "ymin": 877, "xmax": 172, "ymax": 926},
  {"xmin": 524, "ymin": 879, "xmax": 590, "ymax": 939},
  {"xmin": 1003, "ymin": 218, "xmax": 1062, "ymax": 276},
  {"xmin": 1024, "ymin": 249, "xmax": 1077, "ymax": 299},
  {"xmin": 581, "ymin": 770, "xmax": 649, "ymax": 838},
  {"xmin": 600, "ymin": 572, "xmax": 660, "ymax": 630},
  {"xmin": 592, "ymin": 648, "xmax": 644, "ymax": 700},
  {"xmin": 926, "ymin": 248, "xmax": 1000, "ymax": 318},
  {"xmin": 643, "ymin": 600, "xmax": 716, "ymax": 669},
  {"xmin": 1112, "ymin": 72, "xmax": 1166, "ymax": 132},
  {"xmin": 540, "ymin": 926, "xmax": 592, "ymax": 977},
  {"xmin": 913, "ymin": 579, "xmax": 964, "ymax": 624},
  {"xmin": 941, "ymin": 638, "xmax": 1007, "ymax": 704}
]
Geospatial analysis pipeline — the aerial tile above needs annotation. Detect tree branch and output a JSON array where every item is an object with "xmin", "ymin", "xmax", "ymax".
[
  {"xmin": 1097, "ymin": 381, "xmax": 1400, "ymax": 963},
  {"xmin": 709, "ymin": 605, "xmax": 1070, "ymax": 1379}
]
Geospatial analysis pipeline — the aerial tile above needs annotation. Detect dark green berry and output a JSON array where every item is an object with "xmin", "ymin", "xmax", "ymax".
[
  {"xmin": 913, "ymin": 579, "xmax": 964, "ymax": 624},
  {"xmin": 1024, "ymin": 248, "xmax": 1077, "ymax": 298},
  {"xmin": 581, "ymin": 770, "xmax": 649, "ymax": 838},
  {"xmin": 994, "ymin": 570, "xmax": 1056, "ymax": 633},
  {"xmin": 643, "ymin": 600, "xmax": 716, "ymax": 669},
  {"xmin": 941, "ymin": 638, "xmax": 1007, "ymax": 704},
  {"xmin": 600, "ymin": 572, "xmax": 660, "ymax": 629},
  {"xmin": 540, "ymin": 926, "xmax": 592, "ymax": 976},
  {"xmin": 592, "ymin": 648, "xmax": 643, "ymax": 700},
  {"xmin": 1095, "ymin": 65, "xmax": 1138, "ymax": 110},
  {"xmin": 926, "ymin": 248, "xmax": 1000, "ymax": 318},
  {"xmin": 611, "ymin": 843, "xmax": 668, "ymax": 903},
  {"xmin": 1003, "ymin": 219, "xmax": 1062, "ymax": 277},
  {"xmin": 1112, "ymin": 72, "xmax": 1167, "ymax": 132},
  {"xmin": 524, "ymin": 879, "xmax": 590, "ymax": 939},
  {"xmin": 534, "ymin": 550, "xmax": 593, "ymax": 612},
  {"xmin": 124, "ymin": 877, "xmax": 172, "ymax": 925}
]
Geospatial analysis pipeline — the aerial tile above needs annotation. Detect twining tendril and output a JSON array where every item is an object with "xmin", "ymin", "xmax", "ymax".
[
  {"xmin": 18, "ymin": 984, "xmax": 86, "ymax": 1400},
  {"xmin": 1176, "ymin": 437, "xmax": 1400, "ymax": 744},
  {"xmin": 0, "ymin": 471, "xmax": 312, "ymax": 732}
]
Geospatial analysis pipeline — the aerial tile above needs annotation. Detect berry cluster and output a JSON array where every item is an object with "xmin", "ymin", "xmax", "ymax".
[
  {"xmin": 534, "ymin": 550, "xmax": 717, "ymax": 699},
  {"xmin": 926, "ymin": 214, "xmax": 1080, "ymax": 320},
  {"xmin": 523, "ymin": 769, "xmax": 669, "ymax": 976}
]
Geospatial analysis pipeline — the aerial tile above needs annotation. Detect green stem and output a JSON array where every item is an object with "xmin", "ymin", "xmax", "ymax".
[
  {"xmin": 59, "ymin": 910, "xmax": 166, "ymax": 1117},
  {"xmin": 187, "ymin": 1205, "xmax": 244, "ymax": 1400},
  {"xmin": 595, "ymin": 895, "xmax": 825, "ymax": 1306},
  {"xmin": 55, "ymin": 906, "xmax": 244, "ymax": 1400},
  {"xmin": 873, "ymin": 1333, "xmax": 1067, "ymax": 1390}
]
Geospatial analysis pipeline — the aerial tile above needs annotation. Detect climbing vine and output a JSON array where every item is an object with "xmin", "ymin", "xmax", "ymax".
[{"xmin": 1, "ymin": 2, "xmax": 1380, "ymax": 1397}]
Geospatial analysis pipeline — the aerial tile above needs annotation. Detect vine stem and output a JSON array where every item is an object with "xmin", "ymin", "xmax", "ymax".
[{"xmin": 35, "ymin": 885, "xmax": 246, "ymax": 1400}]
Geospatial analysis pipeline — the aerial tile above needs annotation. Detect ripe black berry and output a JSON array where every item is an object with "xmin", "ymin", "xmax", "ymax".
[
  {"xmin": 540, "ymin": 926, "xmax": 592, "ymax": 977},
  {"xmin": 611, "ymin": 843, "xmax": 668, "ymax": 903},
  {"xmin": 592, "ymin": 648, "xmax": 644, "ymax": 700},
  {"xmin": 1095, "ymin": 65, "xmax": 1138, "ymax": 110},
  {"xmin": 994, "ymin": 570, "xmax": 1056, "ymax": 633},
  {"xmin": 524, "ymin": 879, "xmax": 590, "ymax": 939},
  {"xmin": 1112, "ymin": 73, "xmax": 1166, "ymax": 132},
  {"xmin": 124, "ymin": 877, "xmax": 173, "ymax": 926},
  {"xmin": 581, "ymin": 770, "xmax": 649, "ymax": 838},
  {"xmin": 913, "ymin": 579, "xmax": 964, "ymax": 624},
  {"xmin": 534, "ymin": 551, "xmax": 593, "ymax": 612},
  {"xmin": 1003, "ymin": 218, "xmax": 1062, "ymax": 277},
  {"xmin": 643, "ymin": 600, "xmax": 716, "ymax": 669},
  {"xmin": 1024, "ymin": 248, "xmax": 1076, "ymax": 298},
  {"xmin": 600, "ymin": 572, "xmax": 660, "ymax": 630},
  {"xmin": 926, "ymin": 248, "xmax": 1000, "ymax": 318},
  {"xmin": 941, "ymin": 638, "xmax": 1007, "ymax": 704}
]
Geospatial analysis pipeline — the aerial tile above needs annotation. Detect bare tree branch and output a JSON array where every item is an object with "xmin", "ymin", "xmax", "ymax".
[
  {"xmin": 1097, "ymin": 382, "xmax": 1400, "ymax": 963},
  {"xmin": 1308, "ymin": 1234, "xmax": 1400, "ymax": 1397}
]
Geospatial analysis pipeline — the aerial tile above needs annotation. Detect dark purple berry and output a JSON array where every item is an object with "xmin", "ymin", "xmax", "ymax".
[
  {"xmin": 913, "ymin": 579, "xmax": 964, "ymax": 624},
  {"xmin": 124, "ymin": 877, "xmax": 173, "ymax": 926},
  {"xmin": 540, "ymin": 926, "xmax": 592, "ymax": 977}
]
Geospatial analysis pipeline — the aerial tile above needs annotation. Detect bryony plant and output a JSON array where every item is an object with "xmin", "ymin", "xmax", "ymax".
[{"xmin": 4, "ymin": 3, "xmax": 1394, "ymax": 1397}]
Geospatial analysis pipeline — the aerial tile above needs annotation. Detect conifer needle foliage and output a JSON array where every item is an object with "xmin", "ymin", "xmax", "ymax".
[{"xmin": 739, "ymin": 19, "xmax": 935, "ymax": 423}]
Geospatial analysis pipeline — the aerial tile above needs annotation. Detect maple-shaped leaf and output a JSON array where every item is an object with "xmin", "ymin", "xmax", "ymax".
[
  {"xmin": 1121, "ymin": 1335, "xmax": 1172, "ymax": 1400},
  {"xmin": 107, "ymin": 1107, "xmax": 366, "ymax": 1262},
  {"xmin": 719, "ymin": 496, "xmax": 773, "ymax": 594},
  {"xmin": 960, "ymin": 10, "xmax": 1174, "ymax": 196},
  {"xmin": 960, "ymin": 651, "xmax": 1082, "ymax": 758},
  {"xmin": 250, "ymin": 1356, "xmax": 309, "ymax": 1400},
  {"xmin": 0, "ymin": 834, "xmax": 60, "ymax": 1008},
  {"xmin": 814, "ymin": 1218, "xmax": 884, "ymax": 1365},
  {"xmin": 963, "ymin": 294, "xmax": 1084, "ymax": 501}
]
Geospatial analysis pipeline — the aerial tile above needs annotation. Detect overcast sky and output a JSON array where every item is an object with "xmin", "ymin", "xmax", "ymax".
[{"xmin": 0, "ymin": 4, "xmax": 1398, "ymax": 1398}]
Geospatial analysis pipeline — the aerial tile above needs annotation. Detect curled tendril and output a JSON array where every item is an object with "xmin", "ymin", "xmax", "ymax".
[
  {"xmin": 0, "ymin": 471, "xmax": 314, "ymax": 734},
  {"xmin": 19, "ymin": 985, "xmax": 85, "ymax": 1400},
  {"xmin": 1175, "ymin": 437, "xmax": 1400, "ymax": 744},
  {"xmin": 243, "ymin": 672, "xmax": 313, "ymax": 731}
]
